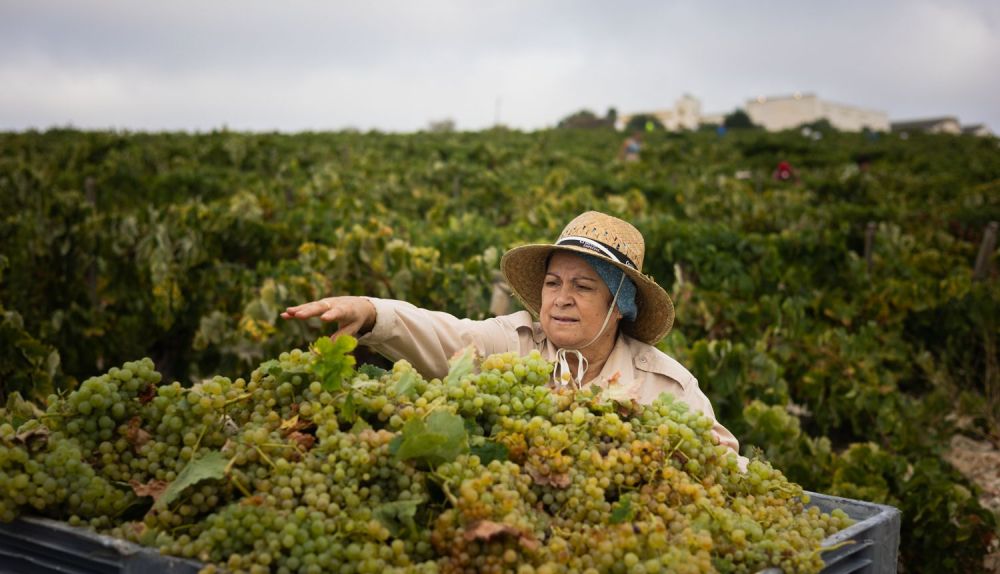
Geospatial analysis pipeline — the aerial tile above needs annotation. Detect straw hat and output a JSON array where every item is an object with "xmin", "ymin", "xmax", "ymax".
[{"xmin": 500, "ymin": 211, "xmax": 674, "ymax": 344}]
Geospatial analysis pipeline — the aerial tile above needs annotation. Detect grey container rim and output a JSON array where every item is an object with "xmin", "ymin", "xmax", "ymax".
[
  {"xmin": 0, "ymin": 515, "xmax": 203, "ymax": 573},
  {"xmin": 3, "ymin": 491, "xmax": 901, "ymax": 574}
]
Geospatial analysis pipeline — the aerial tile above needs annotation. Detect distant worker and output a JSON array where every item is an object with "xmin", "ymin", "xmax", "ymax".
[
  {"xmin": 855, "ymin": 154, "xmax": 872, "ymax": 173},
  {"xmin": 618, "ymin": 131, "xmax": 643, "ymax": 163},
  {"xmin": 772, "ymin": 161, "xmax": 799, "ymax": 183},
  {"xmin": 841, "ymin": 154, "xmax": 873, "ymax": 181}
]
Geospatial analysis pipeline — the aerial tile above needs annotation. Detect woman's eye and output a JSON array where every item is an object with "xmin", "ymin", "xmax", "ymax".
[{"xmin": 544, "ymin": 280, "xmax": 558, "ymax": 288}]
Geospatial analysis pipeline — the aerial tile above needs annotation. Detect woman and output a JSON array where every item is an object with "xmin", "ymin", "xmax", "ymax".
[{"xmin": 281, "ymin": 211, "xmax": 742, "ymax": 457}]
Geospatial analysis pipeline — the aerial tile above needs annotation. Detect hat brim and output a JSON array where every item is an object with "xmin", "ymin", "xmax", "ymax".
[{"xmin": 500, "ymin": 244, "xmax": 674, "ymax": 344}]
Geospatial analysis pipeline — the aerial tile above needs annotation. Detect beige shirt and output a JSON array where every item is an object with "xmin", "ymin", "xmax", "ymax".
[{"xmin": 358, "ymin": 298, "xmax": 743, "ymax": 458}]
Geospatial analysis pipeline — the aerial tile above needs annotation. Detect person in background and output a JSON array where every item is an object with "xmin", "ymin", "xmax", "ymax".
[
  {"xmin": 772, "ymin": 160, "xmax": 799, "ymax": 183},
  {"xmin": 282, "ymin": 211, "xmax": 745, "ymax": 463},
  {"xmin": 618, "ymin": 131, "xmax": 643, "ymax": 163},
  {"xmin": 840, "ymin": 154, "xmax": 873, "ymax": 181}
]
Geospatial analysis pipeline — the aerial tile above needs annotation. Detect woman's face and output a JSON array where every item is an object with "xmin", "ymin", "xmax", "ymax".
[{"xmin": 540, "ymin": 252, "xmax": 620, "ymax": 350}]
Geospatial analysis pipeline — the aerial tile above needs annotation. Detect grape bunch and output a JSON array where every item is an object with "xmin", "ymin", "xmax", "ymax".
[{"xmin": 0, "ymin": 339, "xmax": 852, "ymax": 573}]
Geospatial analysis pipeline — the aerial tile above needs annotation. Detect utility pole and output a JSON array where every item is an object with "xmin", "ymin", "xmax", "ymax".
[{"xmin": 973, "ymin": 221, "xmax": 998, "ymax": 281}]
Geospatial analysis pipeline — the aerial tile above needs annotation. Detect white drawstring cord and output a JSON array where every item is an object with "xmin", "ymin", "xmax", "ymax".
[
  {"xmin": 551, "ymin": 273, "xmax": 626, "ymax": 390},
  {"xmin": 554, "ymin": 348, "xmax": 587, "ymax": 389}
]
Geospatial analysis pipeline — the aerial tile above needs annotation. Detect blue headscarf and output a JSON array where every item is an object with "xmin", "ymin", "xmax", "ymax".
[{"xmin": 578, "ymin": 253, "xmax": 638, "ymax": 322}]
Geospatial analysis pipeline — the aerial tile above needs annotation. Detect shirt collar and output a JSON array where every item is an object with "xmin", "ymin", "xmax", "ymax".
[
  {"xmin": 593, "ymin": 334, "xmax": 641, "ymax": 392},
  {"xmin": 542, "ymin": 334, "xmax": 641, "ymax": 396}
]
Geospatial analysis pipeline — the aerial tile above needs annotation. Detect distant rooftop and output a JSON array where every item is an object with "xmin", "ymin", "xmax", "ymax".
[
  {"xmin": 749, "ymin": 92, "xmax": 816, "ymax": 103},
  {"xmin": 962, "ymin": 124, "xmax": 988, "ymax": 133},
  {"xmin": 890, "ymin": 117, "xmax": 959, "ymax": 130}
]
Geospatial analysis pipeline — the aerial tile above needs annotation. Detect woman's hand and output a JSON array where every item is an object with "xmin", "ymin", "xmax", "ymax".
[{"xmin": 280, "ymin": 296, "xmax": 377, "ymax": 339}]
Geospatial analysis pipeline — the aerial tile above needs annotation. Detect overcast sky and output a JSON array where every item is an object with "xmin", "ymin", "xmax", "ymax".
[{"xmin": 1, "ymin": 0, "xmax": 998, "ymax": 133}]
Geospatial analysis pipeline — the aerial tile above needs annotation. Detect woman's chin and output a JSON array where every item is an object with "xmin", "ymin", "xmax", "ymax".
[{"xmin": 546, "ymin": 330, "xmax": 586, "ymax": 349}]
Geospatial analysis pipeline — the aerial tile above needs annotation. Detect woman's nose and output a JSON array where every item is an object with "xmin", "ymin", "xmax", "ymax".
[{"xmin": 554, "ymin": 286, "xmax": 574, "ymax": 306}]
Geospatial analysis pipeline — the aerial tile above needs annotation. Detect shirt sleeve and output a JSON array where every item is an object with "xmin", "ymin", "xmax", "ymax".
[
  {"xmin": 356, "ymin": 298, "xmax": 531, "ymax": 379},
  {"xmin": 635, "ymin": 345, "xmax": 749, "ymax": 471},
  {"xmin": 680, "ymin": 375, "xmax": 750, "ymax": 472}
]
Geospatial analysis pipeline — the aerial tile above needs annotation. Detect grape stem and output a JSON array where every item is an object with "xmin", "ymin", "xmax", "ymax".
[
  {"xmin": 666, "ymin": 438, "xmax": 686, "ymax": 462},
  {"xmin": 169, "ymin": 522, "xmax": 195, "ymax": 535},
  {"xmin": 223, "ymin": 393, "xmax": 253, "ymax": 406},
  {"xmin": 191, "ymin": 424, "xmax": 210, "ymax": 453},
  {"xmin": 223, "ymin": 454, "xmax": 238, "ymax": 475},
  {"xmin": 229, "ymin": 473, "xmax": 252, "ymax": 498},
  {"xmin": 260, "ymin": 441, "xmax": 307, "ymax": 459},
  {"xmin": 440, "ymin": 481, "xmax": 458, "ymax": 505},
  {"xmin": 254, "ymin": 445, "xmax": 277, "ymax": 469},
  {"xmin": 430, "ymin": 471, "xmax": 459, "ymax": 505}
]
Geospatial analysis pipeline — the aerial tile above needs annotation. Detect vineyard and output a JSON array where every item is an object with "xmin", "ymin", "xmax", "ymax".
[{"xmin": 0, "ymin": 127, "xmax": 998, "ymax": 572}]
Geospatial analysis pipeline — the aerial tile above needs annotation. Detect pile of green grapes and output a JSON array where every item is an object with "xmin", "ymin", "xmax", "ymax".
[{"xmin": 0, "ymin": 337, "xmax": 852, "ymax": 573}]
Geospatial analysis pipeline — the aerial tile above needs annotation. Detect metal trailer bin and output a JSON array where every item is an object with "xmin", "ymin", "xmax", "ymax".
[
  {"xmin": 0, "ymin": 492, "xmax": 901, "ymax": 574},
  {"xmin": 0, "ymin": 516, "xmax": 200, "ymax": 574},
  {"xmin": 810, "ymin": 492, "xmax": 901, "ymax": 574}
]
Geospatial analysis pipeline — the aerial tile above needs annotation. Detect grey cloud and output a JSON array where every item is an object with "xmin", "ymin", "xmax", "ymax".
[{"xmin": 0, "ymin": 0, "xmax": 997, "ymax": 132}]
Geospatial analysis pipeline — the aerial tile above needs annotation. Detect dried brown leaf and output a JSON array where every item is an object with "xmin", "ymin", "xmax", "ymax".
[
  {"xmin": 279, "ymin": 414, "xmax": 313, "ymax": 435},
  {"xmin": 464, "ymin": 519, "xmax": 514, "ymax": 540},
  {"xmin": 463, "ymin": 520, "xmax": 539, "ymax": 551},
  {"xmin": 138, "ymin": 384, "xmax": 156, "ymax": 404},
  {"xmin": 129, "ymin": 479, "xmax": 168, "ymax": 501},
  {"xmin": 125, "ymin": 417, "xmax": 152, "ymax": 449},
  {"xmin": 280, "ymin": 414, "xmax": 300, "ymax": 431},
  {"xmin": 15, "ymin": 425, "xmax": 49, "ymax": 446},
  {"xmin": 525, "ymin": 463, "xmax": 571, "ymax": 488},
  {"xmin": 240, "ymin": 495, "xmax": 267, "ymax": 506},
  {"xmin": 288, "ymin": 431, "xmax": 316, "ymax": 452}
]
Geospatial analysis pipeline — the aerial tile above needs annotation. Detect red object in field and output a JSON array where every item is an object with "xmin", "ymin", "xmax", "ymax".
[{"xmin": 774, "ymin": 161, "xmax": 796, "ymax": 182}]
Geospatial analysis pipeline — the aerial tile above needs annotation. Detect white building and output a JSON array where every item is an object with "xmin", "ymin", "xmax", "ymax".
[
  {"xmin": 962, "ymin": 124, "xmax": 994, "ymax": 137},
  {"xmin": 745, "ymin": 93, "xmax": 890, "ymax": 132},
  {"xmin": 618, "ymin": 92, "xmax": 892, "ymax": 133},
  {"xmin": 617, "ymin": 94, "xmax": 702, "ymax": 131},
  {"xmin": 890, "ymin": 118, "xmax": 994, "ymax": 137},
  {"xmin": 699, "ymin": 111, "xmax": 727, "ymax": 126},
  {"xmin": 890, "ymin": 117, "xmax": 962, "ymax": 135}
]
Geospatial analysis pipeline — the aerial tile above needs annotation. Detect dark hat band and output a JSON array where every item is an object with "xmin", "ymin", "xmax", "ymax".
[{"xmin": 556, "ymin": 236, "xmax": 638, "ymax": 271}]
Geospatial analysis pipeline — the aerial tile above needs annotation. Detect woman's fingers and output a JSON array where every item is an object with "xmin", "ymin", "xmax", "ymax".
[
  {"xmin": 331, "ymin": 317, "xmax": 363, "ymax": 339},
  {"xmin": 282, "ymin": 297, "xmax": 374, "ymax": 338},
  {"xmin": 320, "ymin": 303, "xmax": 347, "ymax": 323},
  {"xmin": 280, "ymin": 301, "xmax": 309, "ymax": 318},
  {"xmin": 281, "ymin": 298, "xmax": 334, "ymax": 320}
]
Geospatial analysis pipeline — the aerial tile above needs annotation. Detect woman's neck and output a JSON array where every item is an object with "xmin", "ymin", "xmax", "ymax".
[{"xmin": 568, "ymin": 334, "xmax": 618, "ymax": 384}]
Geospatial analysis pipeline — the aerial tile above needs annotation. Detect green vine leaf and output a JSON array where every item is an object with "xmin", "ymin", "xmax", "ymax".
[
  {"xmin": 153, "ymin": 451, "xmax": 228, "ymax": 511},
  {"xmin": 470, "ymin": 440, "xmax": 508, "ymax": 465},
  {"xmin": 391, "ymin": 370, "xmax": 420, "ymax": 399},
  {"xmin": 373, "ymin": 498, "xmax": 423, "ymax": 537},
  {"xmin": 311, "ymin": 335, "xmax": 357, "ymax": 392},
  {"xmin": 444, "ymin": 346, "xmax": 476, "ymax": 385},
  {"xmin": 394, "ymin": 410, "xmax": 468, "ymax": 468},
  {"xmin": 610, "ymin": 494, "xmax": 636, "ymax": 524}
]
